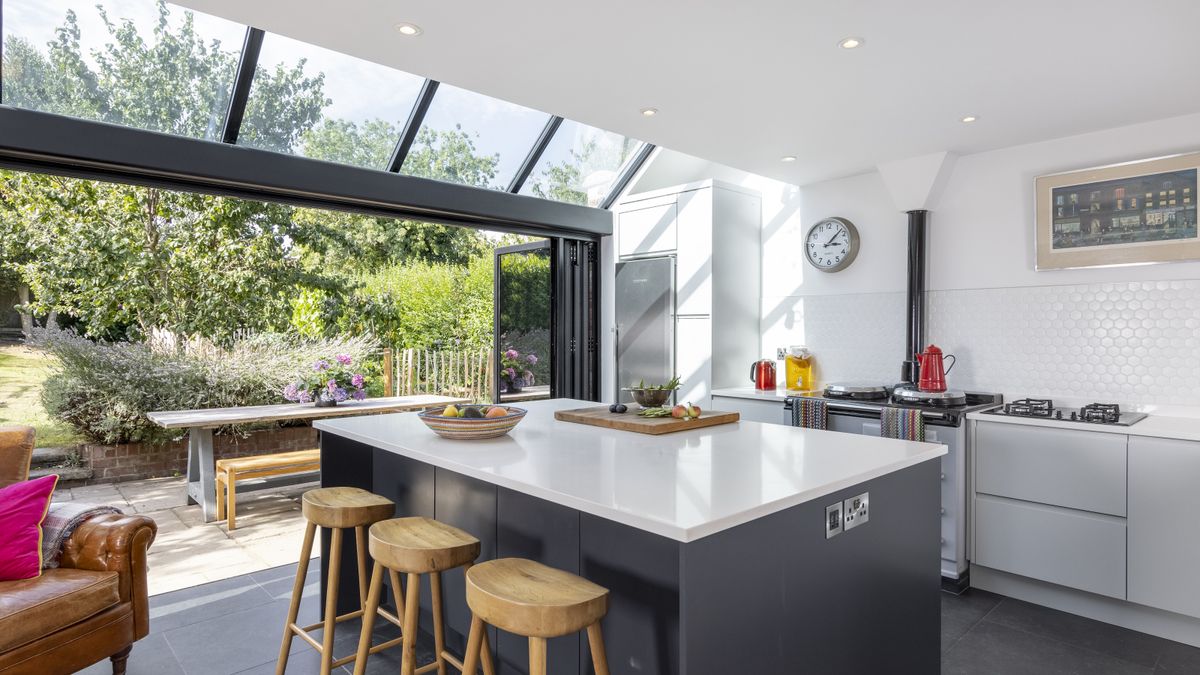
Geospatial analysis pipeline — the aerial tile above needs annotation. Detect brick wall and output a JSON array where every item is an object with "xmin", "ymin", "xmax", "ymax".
[{"xmin": 84, "ymin": 425, "xmax": 319, "ymax": 484}]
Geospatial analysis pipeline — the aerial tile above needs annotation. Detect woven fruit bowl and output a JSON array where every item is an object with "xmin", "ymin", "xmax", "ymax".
[{"xmin": 418, "ymin": 405, "xmax": 527, "ymax": 440}]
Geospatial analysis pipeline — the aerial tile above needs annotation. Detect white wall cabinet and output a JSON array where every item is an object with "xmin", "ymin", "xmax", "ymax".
[
  {"xmin": 614, "ymin": 180, "xmax": 762, "ymax": 409},
  {"xmin": 1128, "ymin": 436, "xmax": 1200, "ymax": 619}
]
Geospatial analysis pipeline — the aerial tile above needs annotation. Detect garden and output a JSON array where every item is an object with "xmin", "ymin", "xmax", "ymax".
[{"xmin": 0, "ymin": 1, "xmax": 555, "ymax": 477}]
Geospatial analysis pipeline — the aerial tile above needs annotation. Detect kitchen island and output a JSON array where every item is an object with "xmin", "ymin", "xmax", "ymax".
[{"xmin": 314, "ymin": 399, "xmax": 946, "ymax": 674}]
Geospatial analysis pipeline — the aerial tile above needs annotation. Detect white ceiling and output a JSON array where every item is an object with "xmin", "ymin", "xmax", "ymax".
[{"xmin": 176, "ymin": 0, "xmax": 1200, "ymax": 187}]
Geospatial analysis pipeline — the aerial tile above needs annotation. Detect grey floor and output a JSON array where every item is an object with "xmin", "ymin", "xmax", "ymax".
[{"xmin": 80, "ymin": 563, "xmax": 1200, "ymax": 675}]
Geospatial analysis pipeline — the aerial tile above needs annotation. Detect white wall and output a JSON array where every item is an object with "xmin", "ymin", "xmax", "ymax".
[{"xmin": 755, "ymin": 110, "xmax": 1200, "ymax": 409}]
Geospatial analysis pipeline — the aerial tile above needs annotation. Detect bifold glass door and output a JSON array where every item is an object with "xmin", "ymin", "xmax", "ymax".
[{"xmin": 494, "ymin": 241, "xmax": 553, "ymax": 402}]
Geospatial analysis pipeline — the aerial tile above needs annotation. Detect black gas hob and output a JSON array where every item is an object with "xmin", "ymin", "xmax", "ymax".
[{"xmin": 982, "ymin": 398, "xmax": 1147, "ymax": 426}]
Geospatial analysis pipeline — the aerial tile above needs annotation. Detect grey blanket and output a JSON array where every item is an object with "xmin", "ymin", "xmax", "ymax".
[{"xmin": 41, "ymin": 501, "xmax": 124, "ymax": 569}]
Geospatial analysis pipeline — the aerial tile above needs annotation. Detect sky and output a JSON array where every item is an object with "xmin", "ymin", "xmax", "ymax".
[{"xmin": 4, "ymin": 0, "xmax": 638, "ymax": 191}]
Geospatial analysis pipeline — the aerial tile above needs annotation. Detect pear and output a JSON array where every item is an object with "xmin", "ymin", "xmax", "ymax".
[{"xmin": 443, "ymin": 404, "xmax": 460, "ymax": 418}]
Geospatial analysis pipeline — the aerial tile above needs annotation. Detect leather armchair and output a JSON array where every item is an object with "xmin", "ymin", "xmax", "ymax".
[{"xmin": 0, "ymin": 425, "xmax": 158, "ymax": 675}]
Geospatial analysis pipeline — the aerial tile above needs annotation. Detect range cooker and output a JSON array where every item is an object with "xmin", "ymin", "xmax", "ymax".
[
  {"xmin": 785, "ymin": 383, "xmax": 1003, "ymax": 589},
  {"xmin": 981, "ymin": 398, "xmax": 1147, "ymax": 426}
]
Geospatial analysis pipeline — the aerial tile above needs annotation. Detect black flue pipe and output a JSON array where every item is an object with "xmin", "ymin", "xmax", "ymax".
[{"xmin": 901, "ymin": 209, "xmax": 928, "ymax": 386}]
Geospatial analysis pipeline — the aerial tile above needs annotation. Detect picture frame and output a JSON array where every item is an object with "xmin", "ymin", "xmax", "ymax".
[{"xmin": 1035, "ymin": 151, "xmax": 1200, "ymax": 270}]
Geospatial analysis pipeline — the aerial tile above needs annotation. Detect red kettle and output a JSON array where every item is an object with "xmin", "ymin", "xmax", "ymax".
[
  {"xmin": 915, "ymin": 344, "xmax": 956, "ymax": 392},
  {"xmin": 750, "ymin": 359, "xmax": 776, "ymax": 390}
]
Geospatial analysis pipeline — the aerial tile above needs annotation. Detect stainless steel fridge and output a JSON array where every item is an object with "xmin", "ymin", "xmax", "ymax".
[{"xmin": 614, "ymin": 256, "xmax": 675, "ymax": 404}]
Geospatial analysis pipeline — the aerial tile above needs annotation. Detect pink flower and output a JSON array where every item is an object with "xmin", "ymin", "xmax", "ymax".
[
  {"xmin": 297, "ymin": 389, "xmax": 313, "ymax": 403},
  {"xmin": 505, "ymin": 349, "xmax": 518, "ymax": 360},
  {"xmin": 526, "ymin": 354, "xmax": 538, "ymax": 365},
  {"xmin": 335, "ymin": 354, "xmax": 352, "ymax": 365},
  {"xmin": 327, "ymin": 379, "xmax": 338, "ymax": 392},
  {"xmin": 351, "ymin": 373, "xmax": 364, "ymax": 388}
]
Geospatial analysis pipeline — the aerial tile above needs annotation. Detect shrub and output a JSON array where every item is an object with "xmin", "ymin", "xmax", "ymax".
[{"xmin": 35, "ymin": 328, "xmax": 379, "ymax": 444}]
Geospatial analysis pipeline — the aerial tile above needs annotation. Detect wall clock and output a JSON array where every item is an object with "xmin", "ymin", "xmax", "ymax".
[{"xmin": 804, "ymin": 217, "xmax": 860, "ymax": 272}]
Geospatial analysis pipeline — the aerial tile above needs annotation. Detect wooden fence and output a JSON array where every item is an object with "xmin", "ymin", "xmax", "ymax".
[{"xmin": 383, "ymin": 347, "xmax": 495, "ymax": 403}]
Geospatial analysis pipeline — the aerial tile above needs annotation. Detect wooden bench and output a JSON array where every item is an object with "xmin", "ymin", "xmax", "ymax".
[{"xmin": 216, "ymin": 449, "xmax": 321, "ymax": 530}]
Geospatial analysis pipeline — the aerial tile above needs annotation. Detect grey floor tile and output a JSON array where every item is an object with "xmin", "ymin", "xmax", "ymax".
[
  {"xmin": 942, "ymin": 621, "xmax": 1154, "ymax": 675},
  {"xmin": 985, "ymin": 598, "xmax": 1171, "ymax": 668},
  {"xmin": 1155, "ymin": 639, "xmax": 1200, "ymax": 674},
  {"xmin": 251, "ymin": 561, "xmax": 302, "ymax": 586},
  {"xmin": 149, "ymin": 572, "xmax": 275, "ymax": 632},
  {"xmin": 163, "ymin": 597, "xmax": 330, "ymax": 675},
  {"xmin": 941, "ymin": 588, "xmax": 1003, "ymax": 653},
  {"xmin": 75, "ymin": 633, "xmax": 184, "ymax": 675}
]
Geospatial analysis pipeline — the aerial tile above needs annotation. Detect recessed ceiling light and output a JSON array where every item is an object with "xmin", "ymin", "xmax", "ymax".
[
  {"xmin": 837, "ymin": 37, "xmax": 864, "ymax": 49},
  {"xmin": 780, "ymin": 155, "xmax": 797, "ymax": 162},
  {"xmin": 640, "ymin": 107, "xmax": 659, "ymax": 117},
  {"xmin": 394, "ymin": 22, "xmax": 423, "ymax": 36},
  {"xmin": 961, "ymin": 115, "xmax": 978, "ymax": 123}
]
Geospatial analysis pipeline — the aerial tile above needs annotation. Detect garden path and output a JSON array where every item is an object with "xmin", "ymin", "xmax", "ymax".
[{"xmin": 53, "ymin": 476, "xmax": 311, "ymax": 596}]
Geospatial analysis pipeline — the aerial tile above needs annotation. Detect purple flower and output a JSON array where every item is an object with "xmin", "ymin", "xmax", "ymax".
[
  {"xmin": 352, "ymin": 389, "xmax": 366, "ymax": 401},
  {"xmin": 327, "ymin": 379, "xmax": 338, "ymax": 392},
  {"xmin": 505, "ymin": 349, "xmax": 518, "ymax": 360},
  {"xmin": 351, "ymin": 373, "xmax": 364, "ymax": 388},
  {"xmin": 313, "ymin": 359, "xmax": 330, "ymax": 372},
  {"xmin": 524, "ymin": 370, "xmax": 535, "ymax": 384},
  {"xmin": 297, "ymin": 389, "xmax": 313, "ymax": 403},
  {"xmin": 335, "ymin": 354, "xmax": 352, "ymax": 365},
  {"xmin": 333, "ymin": 387, "xmax": 349, "ymax": 402},
  {"xmin": 526, "ymin": 354, "xmax": 538, "ymax": 365},
  {"xmin": 505, "ymin": 367, "xmax": 516, "ymax": 378},
  {"xmin": 283, "ymin": 383, "xmax": 300, "ymax": 402}
]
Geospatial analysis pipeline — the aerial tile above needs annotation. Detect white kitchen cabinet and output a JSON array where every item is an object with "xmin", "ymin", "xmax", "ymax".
[
  {"xmin": 975, "ymin": 494, "xmax": 1126, "ymax": 600},
  {"xmin": 711, "ymin": 395, "xmax": 785, "ymax": 424},
  {"xmin": 1128, "ymin": 436, "xmax": 1200, "ymax": 619},
  {"xmin": 614, "ymin": 180, "xmax": 762, "ymax": 401}
]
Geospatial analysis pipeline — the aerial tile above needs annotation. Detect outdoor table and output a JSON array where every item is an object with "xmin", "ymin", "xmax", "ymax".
[{"xmin": 146, "ymin": 395, "xmax": 470, "ymax": 522}]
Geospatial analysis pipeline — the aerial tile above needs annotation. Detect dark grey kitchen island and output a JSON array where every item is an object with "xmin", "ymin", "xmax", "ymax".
[{"xmin": 314, "ymin": 399, "xmax": 944, "ymax": 674}]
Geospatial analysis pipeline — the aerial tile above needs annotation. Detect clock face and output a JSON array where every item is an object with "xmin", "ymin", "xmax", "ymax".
[{"xmin": 804, "ymin": 217, "xmax": 860, "ymax": 272}]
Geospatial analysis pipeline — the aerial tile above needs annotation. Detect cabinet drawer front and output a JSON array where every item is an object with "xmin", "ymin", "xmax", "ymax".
[
  {"xmin": 975, "ymin": 494, "xmax": 1126, "ymax": 599},
  {"xmin": 976, "ymin": 422, "xmax": 1127, "ymax": 516},
  {"xmin": 618, "ymin": 201, "xmax": 677, "ymax": 257}
]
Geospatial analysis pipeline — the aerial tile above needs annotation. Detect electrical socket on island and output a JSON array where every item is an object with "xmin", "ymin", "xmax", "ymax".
[{"xmin": 826, "ymin": 492, "xmax": 869, "ymax": 538}]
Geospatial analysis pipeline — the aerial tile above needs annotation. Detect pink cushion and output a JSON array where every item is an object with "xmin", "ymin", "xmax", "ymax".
[{"xmin": 0, "ymin": 475, "xmax": 58, "ymax": 581}]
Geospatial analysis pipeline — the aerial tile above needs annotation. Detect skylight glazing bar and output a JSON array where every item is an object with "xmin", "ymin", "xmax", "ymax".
[
  {"xmin": 386, "ymin": 78, "xmax": 439, "ymax": 173},
  {"xmin": 507, "ymin": 115, "xmax": 563, "ymax": 194},
  {"xmin": 220, "ymin": 27, "xmax": 264, "ymax": 144},
  {"xmin": 600, "ymin": 143, "xmax": 656, "ymax": 209}
]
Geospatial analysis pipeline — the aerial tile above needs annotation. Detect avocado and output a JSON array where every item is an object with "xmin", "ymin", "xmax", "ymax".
[{"xmin": 462, "ymin": 406, "xmax": 484, "ymax": 419}]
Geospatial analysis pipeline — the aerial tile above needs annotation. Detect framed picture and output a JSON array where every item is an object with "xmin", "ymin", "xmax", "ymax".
[{"xmin": 1035, "ymin": 152, "xmax": 1200, "ymax": 270}]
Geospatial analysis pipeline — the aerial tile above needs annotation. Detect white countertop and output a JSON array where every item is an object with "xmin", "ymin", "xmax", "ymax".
[
  {"xmin": 315, "ymin": 399, "xmax": 946, "ymax": 543},
  {"xmin": 968, "ymin": 410, "xmax": 1200, "ymax": 442},
  {"xmin": 712, "ymin": 387, "xmax": 817, "ymax": 403}
]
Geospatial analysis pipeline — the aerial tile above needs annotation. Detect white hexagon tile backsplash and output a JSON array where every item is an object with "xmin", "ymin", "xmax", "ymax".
[{"xmin": 926, "ymin": 279, "xmax": 1200, "ymax": 407}]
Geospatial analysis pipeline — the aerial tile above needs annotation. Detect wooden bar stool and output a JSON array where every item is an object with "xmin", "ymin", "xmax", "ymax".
[
  {"xmin": 461, "ymin": 558, "xmax": 610, "ymax": 675},
  {"xmin": 353, "ymin": 517, "xmax": 496, "ymax": 675},
  {"xmin": 276, "ymin": 487, "xmax": 399, "ymax": 675}
]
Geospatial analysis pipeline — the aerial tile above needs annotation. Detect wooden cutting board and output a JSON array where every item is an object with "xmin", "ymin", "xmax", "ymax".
[{"xmin": 554, "ymin": 406, "xmax": 740, "ymax": 435}]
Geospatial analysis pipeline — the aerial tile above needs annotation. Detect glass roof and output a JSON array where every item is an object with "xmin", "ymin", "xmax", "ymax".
[
  {"xmin": 400, "ymin": 83, "xmax": 550, "ymax": 190},
  {"xmin": 0, "ymin": 0, "xmax": 650, "ymax": 208},
  {"xmin": 238, "ymin": 31, "xmax": 425, "ymax": 168},
  {"xmin": 519, "ymin": 120, "xmax": 642, "ymax": 207},
  {"xmin": 1, "ymin": 0, "xmax": 245, "ymax": 140}
]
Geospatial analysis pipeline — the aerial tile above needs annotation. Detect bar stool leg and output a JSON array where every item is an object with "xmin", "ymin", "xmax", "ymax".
[
  {"xmin": 355, "ymin": 525, "xmax": 369, "ymax": 607},
  {"xmin": 586, "ymin": 623, "xmax": 611, "ymax": 675},
  {"xmin": 352, "ymin": 561, "xmax": 386, "ymax": 675},
  {"xmin": 401, "ymin": 572, "xmax": 422, "ymax": 675},
  {"xmin": 275, "ymin": 521, "xmax": 316, "ymax": 675},
  {"xmin": 388, "ymin": 569, "xmax": 406, "ymax": 622},
  {"xmin": 528, "ymin": 637, "xmax": 548, "ymax": 675},
  {"xmin": 320, "ymin": 527, "xmax": 344, "ymax": 675},
  {"xmin": 430, "ymin": 572, "xmax": 448, "ymax": 675},
  {"xmin": 461, "ymin": 614, "xmax": 486, "ymax": 675}
]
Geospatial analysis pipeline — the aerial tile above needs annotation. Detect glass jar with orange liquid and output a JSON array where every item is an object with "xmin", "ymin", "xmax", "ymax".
[{"xmin": 785, "ymin": 345, "xmax": 813, "ymax": 391}]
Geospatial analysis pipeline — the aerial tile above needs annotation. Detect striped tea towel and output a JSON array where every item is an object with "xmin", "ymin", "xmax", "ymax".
[
  {"xmin": 790, "ymin": 398, "xmax": 828, "ymax": 430},
  {"xmin": 880, "ymin": 407, "xmax": 925, "ymax": 442},
  {"xmin": 41, "ymin": 502, "xmax": 124, "ymax": 569}
]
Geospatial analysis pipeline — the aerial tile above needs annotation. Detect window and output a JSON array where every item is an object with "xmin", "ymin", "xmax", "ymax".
[
  {"xmin": 519, "ymin": 120, "xmax": 642, "ymax": 206},
  {"xmin": 237, "ymin": 32, "xmax": 425, "ymax": 169},
  {"xmin": 1, "ymin": 0, "xmax": 246, "ymax": 140},
  {"xmin": 401, "ymin": 84, "xmax": 550, "ymax": 190}
]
